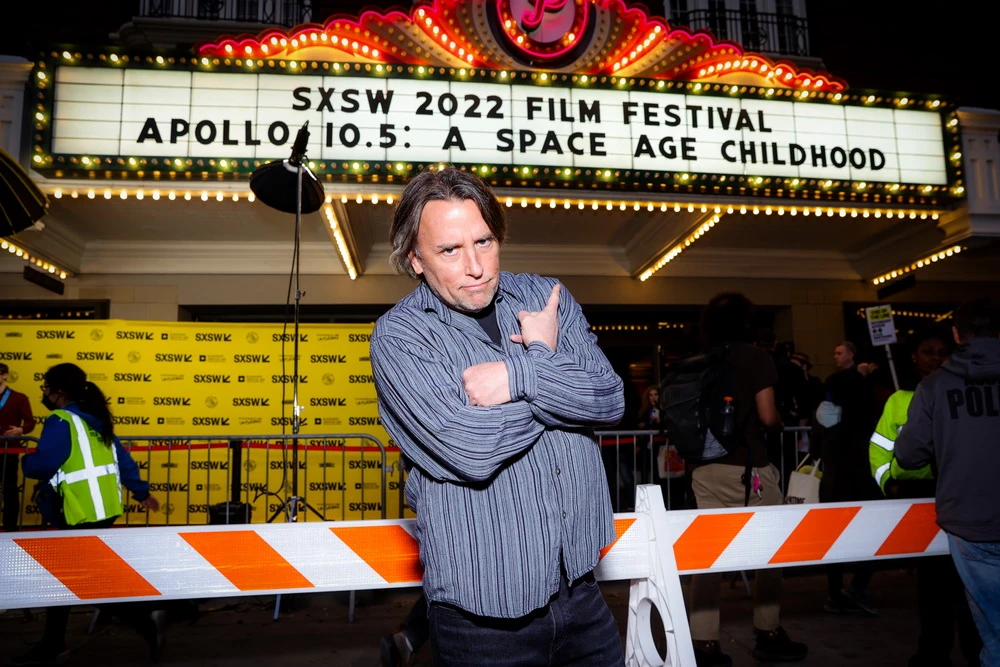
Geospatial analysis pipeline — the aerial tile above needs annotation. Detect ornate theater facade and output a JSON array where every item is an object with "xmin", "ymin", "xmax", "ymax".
[{"xmin": 1, "ymin": 0, "xmax": 998, "ymax": 378}]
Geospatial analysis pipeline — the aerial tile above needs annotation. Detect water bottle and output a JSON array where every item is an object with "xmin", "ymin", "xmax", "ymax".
[{"xmin": 720, "ymin": 396, "xmax": 736, "ymax": 437}]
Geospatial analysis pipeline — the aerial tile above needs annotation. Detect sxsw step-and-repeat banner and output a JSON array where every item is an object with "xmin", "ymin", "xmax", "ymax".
[{"xmin": 0, "ymin": 320, "xmax": 408, "ymax": 525}]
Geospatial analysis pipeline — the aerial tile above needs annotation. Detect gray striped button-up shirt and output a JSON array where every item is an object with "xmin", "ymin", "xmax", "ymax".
[{"xmin": 371, "ymin": 272, "xmax": 624, "ymax": 618}]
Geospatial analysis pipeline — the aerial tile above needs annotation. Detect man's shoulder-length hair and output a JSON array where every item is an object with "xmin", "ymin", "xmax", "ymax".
[{"xmin": 388, "ymin": 168, "xmax": 508, "ymax": 279}]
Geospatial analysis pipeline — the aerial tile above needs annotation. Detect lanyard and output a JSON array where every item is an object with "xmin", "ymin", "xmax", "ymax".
[{"xmin": 0, "ymin": 388, "xmax": 10, "ymax": 411}]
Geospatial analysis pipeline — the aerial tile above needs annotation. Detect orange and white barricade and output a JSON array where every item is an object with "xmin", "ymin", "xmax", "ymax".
[{"xmin": 0, "ymin": 485, "xmax": 945, "ymax": 666}]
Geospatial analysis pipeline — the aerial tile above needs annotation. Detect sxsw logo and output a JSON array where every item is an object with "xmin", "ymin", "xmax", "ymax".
[
  {"xmin": 310, "ymin": 354, "xmax": 346, "ymax": 364},
  {"xmin": 195, "ymin": 333, "xmax": 231, "ymax": 342},
  {"xmin": 116, "ymin": 331, "xmax": 154, "ymax": 340},
  {"xmin": 36, "ymin": 330, "xmax": 75, "ymax": 339},
  {"xmin": 0, "ymin": 352, "xmax": 31, "ymax": 361}
]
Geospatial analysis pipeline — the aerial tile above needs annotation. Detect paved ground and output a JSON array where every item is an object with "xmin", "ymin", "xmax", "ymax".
[{"xmin": 0, "ymin": 566, "xmax": 978, "ymax": 666}]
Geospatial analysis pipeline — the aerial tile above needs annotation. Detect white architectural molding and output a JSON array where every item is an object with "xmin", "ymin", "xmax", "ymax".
[
  {"xmin": 652, "ymin": 248, "xmax": 860, "ymax": 280},
  {"xmin": 0, "ymin": 56, "xmax": 32, "ymax": 161},
  {"xmin": 81, "ymin": 241, "xmax": 346, "ymax": 275}
]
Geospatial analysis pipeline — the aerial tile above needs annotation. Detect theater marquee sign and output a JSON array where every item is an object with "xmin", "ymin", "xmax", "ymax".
[
  {"xmin": 30, "ymin": 0, "xmax": 961, "ymax": 201},
  {"xmin": 50, "ymin": 67, "xmax": 945, "ymax": 185}
]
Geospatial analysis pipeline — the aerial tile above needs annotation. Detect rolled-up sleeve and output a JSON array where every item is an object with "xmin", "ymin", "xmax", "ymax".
[
  {"xmin": 505, "ymin": 283, "xmax": 625, "ymax": 429},
  {"xmin": 372, "ymin": 334, "xmax": 545, "ymax": 483}
]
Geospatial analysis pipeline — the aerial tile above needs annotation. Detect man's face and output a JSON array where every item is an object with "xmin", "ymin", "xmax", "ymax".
[
  {"xmin": 833, "ymin": 345, "xmax": 854, "ymax": 369},
  {"xmin": 409, "ymin": 198, "xmax": 500, "ymax": 314},
  {"xmin": 913, "ymin": 338, "xmax": 949, "ymax": 378},
  {"xmin": 0, "ymin": 370, "xmax": 7, "ymax": 387}
]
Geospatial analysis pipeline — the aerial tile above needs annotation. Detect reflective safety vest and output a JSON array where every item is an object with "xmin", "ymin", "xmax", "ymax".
[
  {"xmin": 869, "ymin": 390, "xmax": 934, "ymax": 493},
  {"xmin": 48, "ymin": 409, "xmax": 123, "ymax": 526}
]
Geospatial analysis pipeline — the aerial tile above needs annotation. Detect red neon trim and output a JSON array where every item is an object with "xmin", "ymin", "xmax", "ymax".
[{"xmin": 193, "ymin": 0, "xmax": 847, "ymax": 90}]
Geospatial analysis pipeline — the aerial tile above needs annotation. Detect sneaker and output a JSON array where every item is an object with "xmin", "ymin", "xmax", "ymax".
[
  {"xmin": 844, "ymin": 586, "xmax": 879, "ymax": 617},
  {"xmin": 10, "ymin": 644, "xmax": 71, "ymax": 666},
  {"xmin": 379, "ymin": 631, "xmax": 412, "ymax": 667},
  {"xmin": 692, "ymin": 640, "xmax": 733, "ymax": 667},
  {"xmin": 752, "ymin": 627, "xmax": 808, "ymax": 662},
  {"xmin": 823, "ymin": 590, "xmax": 863, "ymax": 614}
]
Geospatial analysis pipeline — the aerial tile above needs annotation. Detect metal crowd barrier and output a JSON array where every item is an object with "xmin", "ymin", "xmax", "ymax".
[
  {"xmin": 2, "ymin": 433, "xmax": 391, "ymax": 529},
  {"xmin": 596, "ymin": 426, "xmax": 812, "ymax": 512}
]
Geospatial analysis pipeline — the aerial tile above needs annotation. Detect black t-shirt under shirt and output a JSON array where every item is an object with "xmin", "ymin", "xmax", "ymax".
[{"xmin": 473, "ymin": 299, "xmax": 501, "ymax": 346}]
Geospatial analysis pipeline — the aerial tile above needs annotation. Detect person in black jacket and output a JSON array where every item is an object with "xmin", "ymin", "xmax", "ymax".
[{"xmin": 811, "ymin": 365, "xmax": 881, "ymax": 616}]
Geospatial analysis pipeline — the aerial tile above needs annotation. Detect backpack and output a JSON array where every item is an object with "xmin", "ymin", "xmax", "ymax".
[{"xmin": 659, "ymin": 345, "xmax": 741, "ymax": 461}]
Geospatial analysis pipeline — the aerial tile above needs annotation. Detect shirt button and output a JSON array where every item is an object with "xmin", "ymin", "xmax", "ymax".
[
  {"xmin": 562, "ymin": 511, "xmax": 567, "ymax": 519},
  {"xmin": 555, "ymin": 467, "xmax": 561, "ymax": 475}
]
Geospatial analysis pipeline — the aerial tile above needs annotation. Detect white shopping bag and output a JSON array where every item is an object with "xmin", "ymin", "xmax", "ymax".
[
  {"xmin": 657, "ymin": 443, "xmax": 686, "ymax": 479},
  {"xmin": 785, "ymin": 456, "xmax": 822, "ymax": 505}
]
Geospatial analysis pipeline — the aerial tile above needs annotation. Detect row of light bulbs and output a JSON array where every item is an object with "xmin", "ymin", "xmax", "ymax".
[
  {"xmin": 323, "ymin": 205, "xmax": 358, "ymax": 280},
  {"xmin": 872, "ymin": 246, "xmax": 964, "ymax": 285},
  {"xmin": 857, "ymin": 308, "xmax": 952, "ymax": 321},
  {"xmin": 0, "ymin": 240, "xmax": 70, "ymax": 279},
  {"xmin": 48, "ymin": 187, "xmax": 944, "ymax": 222},
  {"xmin": 640, "ymin": 214, "xmax": 723, "ymax": 281},
  {"xmin": 590, "ymin": 324, "xmax": 651, "ymax": 332}
]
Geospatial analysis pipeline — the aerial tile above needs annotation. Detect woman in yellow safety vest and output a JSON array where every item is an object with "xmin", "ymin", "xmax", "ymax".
[
  {"xmin": 13, "ymin": 363, "xmax": 163, "ymax": 667},
  {"xmin": 868, "ymin": 330, "xmax": 982, "ymax": 667}
]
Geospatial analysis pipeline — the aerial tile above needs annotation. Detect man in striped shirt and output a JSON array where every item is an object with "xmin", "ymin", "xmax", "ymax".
[{"xmin": 371, "ymin": 168, "xmax": 626, "ymax": 666}]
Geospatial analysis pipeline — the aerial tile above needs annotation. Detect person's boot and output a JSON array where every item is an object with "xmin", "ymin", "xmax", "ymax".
[
  {"xmin": 752, "ymin": 626, "xmax": 808, "ymax": 662},
  {"xmin": 692, "ymin": 639, "xmax": 732, "ymax": 667},
  {"xmin": 844, "ymin": 586, "xmax": 879, "ymax": 616},
  {"xmin": 823, "ymin": 589, "xmax": 864, "ymax": 614},
  {"xmin": 379, "ymin": 631, "xmax": 412, "ymax": 667},
  {"xmin": 10, "ymin": 643, "xmax": 70, "ymax": 666},
  {"xmin": 908, "ymin": 652, "xmax": 952, "ymax": 667},
  {"xmin": 136, "ymin": 610, "xmax": 167, "ymax": 663}
]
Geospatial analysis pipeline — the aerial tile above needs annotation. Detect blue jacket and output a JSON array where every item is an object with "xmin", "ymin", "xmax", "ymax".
[{"xmin": 22, "ymin": 403, "xmax": 150, "ymax": 523}]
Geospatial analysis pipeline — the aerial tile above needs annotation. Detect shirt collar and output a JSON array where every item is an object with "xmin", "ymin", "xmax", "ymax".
[{"xmin": 412, "ymin": 272, "xmax": 515, "ymax": 325}]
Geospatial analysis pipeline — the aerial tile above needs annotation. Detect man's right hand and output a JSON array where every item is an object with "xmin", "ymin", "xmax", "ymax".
[{"xmin": 510, "ymin": 283, "xmax": 560, "ymax": 350}]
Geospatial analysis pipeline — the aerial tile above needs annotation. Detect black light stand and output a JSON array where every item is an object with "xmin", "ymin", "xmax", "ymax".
[{"xmin": 250, "ymin": 122, "xmax": 326, "ymax": 525}]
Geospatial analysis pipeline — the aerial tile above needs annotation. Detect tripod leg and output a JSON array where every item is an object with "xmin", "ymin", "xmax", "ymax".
[
  {"xmin": 273, "ymin": 594, "xmax": 282, "ymax": 621},
  {"xmin": 301, "ymin": 501, "xmax": 327, "ymax": 522},
  {"xmin": 348, "ymin": 591, "xmax": 355, "ymax": 624}
]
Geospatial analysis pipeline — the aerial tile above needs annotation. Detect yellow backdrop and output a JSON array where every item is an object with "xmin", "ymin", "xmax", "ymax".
[{"xmin": 1, "ymin": 320, "xmax": 408, "ymax": 525}]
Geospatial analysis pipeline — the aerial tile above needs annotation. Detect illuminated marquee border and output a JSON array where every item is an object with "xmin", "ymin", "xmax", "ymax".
[
  {"xmin": 29, "ymin": 51, "xmax": 963, "ymax": 206},
  {"xmin": 194, "ymin": 0, "xmax": 846, "ymax": 92}
]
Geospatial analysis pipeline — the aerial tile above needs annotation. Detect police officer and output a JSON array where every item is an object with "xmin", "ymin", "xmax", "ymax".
[{"xmin": 896, "ymin": 299, "xmax": 1000, "ymax": 667}]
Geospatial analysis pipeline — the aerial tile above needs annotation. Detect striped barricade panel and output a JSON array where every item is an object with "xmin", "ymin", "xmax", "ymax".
[
  {"xmin": 667, "ymin": 499, "xmax": 946, "ymax": 574},
  {"xmin": 0, "ymin": 500, "xmax": 943, "ymax": 609}
]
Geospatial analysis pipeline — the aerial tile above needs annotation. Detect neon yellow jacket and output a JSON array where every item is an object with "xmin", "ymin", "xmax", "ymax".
[{"xmin": 869, "ymin": 390, "xmax": 934, "ymax": 494}]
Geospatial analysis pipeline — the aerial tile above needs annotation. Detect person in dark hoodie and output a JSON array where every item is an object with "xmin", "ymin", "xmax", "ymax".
[
  {"xmin": 896, "ymin": 297, "xmax": 1000, "ymax": 667},
  {"xmin": 13, "ymin": 363, "xmax": 163, "ymax": 667}
]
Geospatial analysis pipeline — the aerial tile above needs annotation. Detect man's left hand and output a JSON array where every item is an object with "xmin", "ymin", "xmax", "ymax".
[
  {"xmin": 3, "ymin": 426, "xmax": 23, "ymax": 437},
  {"xmin": 463, "ymin": 362, "xmax": 512, "ymax": 407}
]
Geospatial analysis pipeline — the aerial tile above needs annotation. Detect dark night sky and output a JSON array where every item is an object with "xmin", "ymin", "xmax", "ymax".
[{"xmin": 11, "ymin": 0, "xmax": 994, "ymax": 109}]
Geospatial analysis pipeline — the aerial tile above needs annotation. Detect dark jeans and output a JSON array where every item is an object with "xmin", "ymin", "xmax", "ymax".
[
  {"xmin": 827, "ymin": 561, "xmax": 874, "ymax": 597},
  {"xmin": 429, "ymin": 571, "xmax": 624, "ymax": 667},
  {"xmin": 916, "ymin": 556, "xmax": 981, "ymax": 664},
  {"xmin": 949, "ymin": 534, "xmax": 1000, "ymax": 667},
  {"xmin": 2, "ymin": 453, "xmax": 20, "ymax": 531}
]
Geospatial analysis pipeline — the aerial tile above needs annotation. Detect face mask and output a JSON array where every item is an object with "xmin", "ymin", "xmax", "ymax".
[{"xmin": 41, "ymin": 395, "xmax": 58, "ymax": 411}]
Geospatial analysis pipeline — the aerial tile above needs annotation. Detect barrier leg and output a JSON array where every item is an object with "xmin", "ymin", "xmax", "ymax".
[{"xmin": 625, "ymin": 485, "xmax": 695, "ymax": 667}]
